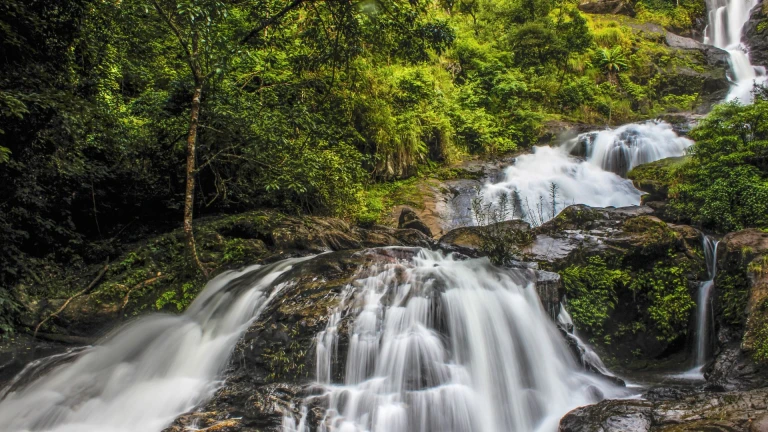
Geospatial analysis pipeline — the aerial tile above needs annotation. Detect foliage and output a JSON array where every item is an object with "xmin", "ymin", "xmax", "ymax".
[
  {"xmin": 629, "ymin": 264, "xmax": 695, "ymax": 342},
  {"xmin": 668, "ymin": 97, "xmax": 768, "ymax": 232},
  {"xmin": 596, "ymin": 47, "xmax": 629, "ymax": 83},
  {"xmin": 0, "ymin": 0, "xmax": 720, "ymax": 321},
  {"xmin": 561, "ymin": 256, "xmax": 630, "ymax": 335}
]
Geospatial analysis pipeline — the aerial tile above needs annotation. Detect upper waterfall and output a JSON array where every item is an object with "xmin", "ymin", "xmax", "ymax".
[
  {"xmin": 704, "ymin": 0, "xmax": 767, "ymax": 102},
  {"xmin": 481, "ymin": 121, "xmax": 692, "ymax": 225}
]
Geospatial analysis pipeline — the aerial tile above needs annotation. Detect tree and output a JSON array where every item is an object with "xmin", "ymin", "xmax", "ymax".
[
  {"xmin": 597, "ymin": 47, "xmax": 628, "ymax": 84},
  {"xmin": 149, "ymin": 0, "xmax": 305, "ymax": 276}
]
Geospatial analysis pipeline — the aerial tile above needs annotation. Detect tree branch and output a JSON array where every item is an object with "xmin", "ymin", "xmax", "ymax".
[
  {"xmin": 240, "ymin": 0, "xmax": 307, "ymax": 45},
  {"xmin": 34, "ymin": 263, "xmax": 109, "ymax": 338},
  {"xmin": 151, "ymin": 0, "xmax": 194, "ymax": 61}
]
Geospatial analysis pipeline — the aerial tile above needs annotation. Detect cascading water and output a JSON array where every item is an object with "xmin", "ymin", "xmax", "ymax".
[
  {"xmin": 0, "ymin": 256, "xmax": 314, "ymax": 432},
  {"xmin": 704, "ymin": 0, "xmax": 767, "ymax": 102},
  {"xmin": 694, "ymin": 235, "xmax": 719, "ymax": 369},
  {"xmin": 284, "ymin": 248, "xmax": 627, "ymax": 432},
  {"xmin": 482, "ymin": 121, "xmax": 692, "ymax": 224}
]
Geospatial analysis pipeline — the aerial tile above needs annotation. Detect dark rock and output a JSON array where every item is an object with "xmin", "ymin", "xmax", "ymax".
[
  {"xmin": 708, "ymin": 229, "xmax": 768, "ymax": 390},
  {"xmin": 438, "ymin": 219, "xmax": 531, "ymax": 253},
  {"xmin": 397, "ymin": 207, "xmax": 434, "ymax": 237},
  {"xmin": 743, "ymin": 0, "xmax": 768, "ymax": 67},
  {"xmin": 559, "ymin": 399, "xmax": 653, "ymax": 432},
  {"xmin": 527, "ymin": 204, "xmax": 706, "ymax": 365},
  {"xmin": 643, "ymin": 386, "xmax": 695, "ymax": 401},
  {"xmin": 535, "ymin": 270, "xmax": 563, "ymax": 316},
  {"xmin": 559, "ymin": 388, "xmax": 768, "ymax": 431}
]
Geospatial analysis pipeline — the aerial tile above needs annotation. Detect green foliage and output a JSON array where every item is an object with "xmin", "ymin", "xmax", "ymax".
[
  {"xmin": 750, "ymin": 300, "xmax": 768, "ymax": 362},
  {"xmin": 562, "ymin": 256, "xmax": 630, "ymax": 335},
  {"xmin": 629, "ymin": 264, "xmax": 695, "ymax": 342},
  {"xmin": 596, "ymin": 47, "xmax": 629, "ymax": 83},
  {"xmin": 634, "ymin": 0, "xmax": 706, "ymax": 32},
  {"xmin": 0, "ymin": 288, "xmax": 20, "ymax": 337},
  {"xmin": 155, "ymin": 282, "xmax": 199, "ymax": 312},
  {"xmin": 717, "ymin": 270, "xmax": 750, "ymax": 326},
  {"xmin": 668, "ymin": 97, "xmax": 768, "ymax": 232}
]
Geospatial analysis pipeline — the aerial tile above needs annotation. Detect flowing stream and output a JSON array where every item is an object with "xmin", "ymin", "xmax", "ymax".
[
  {"xmin": 0, "ymin": 257, "xmax": 314, "ymax": 432},
  {"xmin": 482, "ymin": 121, "xmax": 692, "ymax": 224},
  {"xmin": 284, "ymin": 248, "xmax": 626, "ymax": 432},
  {"xmin": 694, "ymin": 235, "xmax": 720, "ymax": 369},
  {"xmin": 704, "ymin": 0, "xmax": 767, "ymax": 102}
]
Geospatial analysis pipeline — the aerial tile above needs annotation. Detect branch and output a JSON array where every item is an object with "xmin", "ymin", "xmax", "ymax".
[
  {"xmin": 120, "ymin": 274, "xmax": 168, "ymax": 312},
  {"xmin": 240, "ymin": 0, "xmax": 307, "ymax": 45},
  {"xmin": 151, "ymin": 0, "xmax": 193, "ymax": 61},
  {"xmin": 34, "ymin": 263, "xmax": 109, "ymax": 338}
]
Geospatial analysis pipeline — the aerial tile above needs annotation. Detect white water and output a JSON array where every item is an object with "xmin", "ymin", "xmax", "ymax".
[
  {"xmin": 482, "ymin": 121, "xmax": 692, "ymax": 224},
  {"xmin": 284, "ymin": 248, "xmax": 627, "ymax": 432},
  {"xmin": 694, "ymin": 235, "xmax": 719, "ymax": 368},
  {"xmin": 704, "ymin": 0, "xmax": 766, "ymax": 103},
  {"xmin": 0, "ymin": 257, "xmax": 313, "ymax": 432}
]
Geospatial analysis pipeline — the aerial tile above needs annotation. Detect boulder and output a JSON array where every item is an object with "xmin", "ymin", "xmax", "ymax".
[
  {"xmin": 742, "ymin": 0, "xmax": 768, "ymax": 67},
  {"xmin": 438, "ymin": 219, "xmax": 531, "ymax": 254},
  {"xmin": 527, "ymin": 205, "xmax": 707, "ymax": 365},
  {"xmin": 559, "ymin": 388, "xmax": 768, "ymax": 431},
  {"xmin": 397, "ymin": 207, "xmax": 433, "ymax": 237}
]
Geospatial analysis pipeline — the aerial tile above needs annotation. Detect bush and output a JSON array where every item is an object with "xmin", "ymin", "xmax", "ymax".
[
  {"xmin": 668, "ymin": 98, "xmax": 768, "ymax": 232},
  {"xmin": 561, "ymin": 256, "xmax": 630, "ymax": 335}
]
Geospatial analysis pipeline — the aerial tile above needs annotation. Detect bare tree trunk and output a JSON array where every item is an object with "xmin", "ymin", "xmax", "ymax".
[{"xmin": 184, "ymin": 83, "xmax": 208, "ymax": 277}]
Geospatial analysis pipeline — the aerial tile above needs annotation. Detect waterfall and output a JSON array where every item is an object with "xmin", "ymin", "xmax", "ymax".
[
  {"xmin": 704, "ymin": 0, "xmax": 767, "ymax": 103},
  {"xmin": 0, "ymin": 257, "xmax": 314, "ymax": 432},
  {"xmin": 482, "ymin": 121, "xmax": 692, "ymax": 225},
  {"xmin": 285, "ymin": 248, "xmax": 627, "ymax": 432},
  {"xmin": 693, "ymin": 235, "xmax": 719, "ymax": 369}
]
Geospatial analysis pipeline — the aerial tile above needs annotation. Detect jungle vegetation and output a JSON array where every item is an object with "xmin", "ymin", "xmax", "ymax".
[{"xmin": 0, "ymin": 0, "xmax": 722, "ymax": 306}]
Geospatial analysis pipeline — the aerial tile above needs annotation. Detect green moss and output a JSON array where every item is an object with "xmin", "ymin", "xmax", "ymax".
[
  {"xmin": 749, "ymin": 300, "xmax": 768, "ymax": 362},
  {"xmin": 623, "ymin": 216, "xmax": 680, "ymax": 256},
  {"xmin": 561, "ymin": 256, "xmax": 631, "ymax": 336}
]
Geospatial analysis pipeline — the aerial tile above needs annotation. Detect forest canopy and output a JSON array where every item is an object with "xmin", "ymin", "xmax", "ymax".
[{"xmin": 0, "ymin": 0, "xmax": 713, "ymax": 289}]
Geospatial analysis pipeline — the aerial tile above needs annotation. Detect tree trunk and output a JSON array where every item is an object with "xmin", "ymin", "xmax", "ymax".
[{"xmin": 184, "ymin": 83, "xmax": 208, "ymax": 277}]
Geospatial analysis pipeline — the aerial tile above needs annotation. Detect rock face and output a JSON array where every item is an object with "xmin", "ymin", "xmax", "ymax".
[
  {"xmin": 559, "ymin": 388, "xmax": 768, "ymax": 431},
  {"xmin": 525, "ymin": 205, "xmax": 706, "ymax": 365},
  {"xmin": 660, "ymin": 32, "xmax": 731, "ymax": 112},
  {"xmin": 708, "ymin": 229, "xmax": 768, "ymax": 390},
  {"xmin": 743, "ymin": 0, "xmax": 768, "ymax": 67}
]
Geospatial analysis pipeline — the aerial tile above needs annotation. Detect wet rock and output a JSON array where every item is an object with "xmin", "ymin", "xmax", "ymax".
[
  {"xmin": 656, "ymin": 33, "xmax": 731, "ymax": 112},
  {"xmin": 559, "ymin": 388, "xmax": 768, "ymax": 431},
  {"xmin": 535, "ymin": 270, "xmax": 563, "ymax": 316},
  {"xmin": 438, "ymin": 219, "xmax": 531, "ymax": 254},
  {"xmin": 398, "ymin": 207, "xmax": 433, "ymax": 237},
  {"xmin": 528, "ymin": 204, "xmax": 706, "ymax": 365},
  {"xmin": 742, "ymin": 0, "xmax": 768, "ymax": 68},
  {"xmin": 559, "ymin": 399, "xmax": 653, "ymax": 432},
  {"xmin": 708, "ymin": 229, "xmax": 768, "ymax": 390}
]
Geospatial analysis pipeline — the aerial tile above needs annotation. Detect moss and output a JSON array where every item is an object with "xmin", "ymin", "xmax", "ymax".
[
  {"xmin": 749, "ymin": 300, "xmax": 768, "ymax": 362},
  {"xmin": 623, "ymin": 216, "xmax": 681, "ymax": 255},
  {"xmin": 628, "ymin": 263, "xmax": 695, "ymax": 342},
  {"xmin": 561, "ymin": 256, "xmax": 631, "ymax": 337}
]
